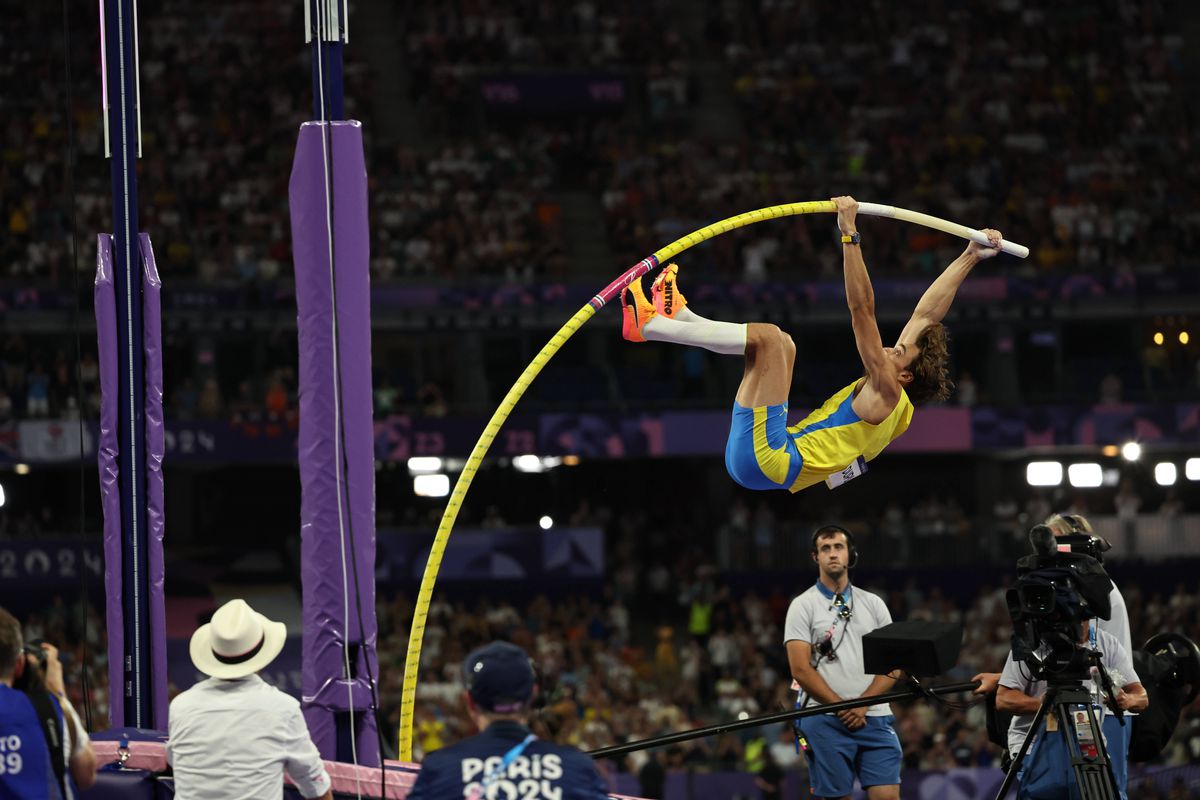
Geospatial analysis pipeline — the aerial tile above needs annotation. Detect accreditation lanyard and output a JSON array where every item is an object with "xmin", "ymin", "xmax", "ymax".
[
  {"xmin": 469, "ymin": 734, "xmax": 538, "ymax": 800},
  {"xmin": 1087, "ymin": 621, "xmax": 1103, "ymax": 710},
  {"xmin": 819, "ymin": 588, "xmax": 854, "ymax": 651}
]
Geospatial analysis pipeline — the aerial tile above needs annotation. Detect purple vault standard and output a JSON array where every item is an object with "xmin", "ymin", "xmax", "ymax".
[{"xmin": 289, "ymin": 120, "xmax": 380, "ymax": 764}]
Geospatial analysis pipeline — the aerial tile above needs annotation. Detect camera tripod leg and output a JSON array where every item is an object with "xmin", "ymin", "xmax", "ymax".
[
  {"xmin": 994, "ymin": 687, "xmax": 1123, "ymax": 800},
  {"xmin": 994, "ymin": 694, "xmax": 1053, "ymax": 799},
  {"xmin": 1054, "ymin": 697, "xmax": 1120, "ymax": 800}
]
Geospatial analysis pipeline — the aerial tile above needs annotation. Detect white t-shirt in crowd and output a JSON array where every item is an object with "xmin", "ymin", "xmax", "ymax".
[{"xmin": 783, "ymin": 582, "xmax": 895, "ymax": 716}]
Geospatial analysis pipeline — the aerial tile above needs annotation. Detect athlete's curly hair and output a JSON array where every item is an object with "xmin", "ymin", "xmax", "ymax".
[{"xmin": 907, "ymin": 323, "xmax": 954, "ymax": 405}]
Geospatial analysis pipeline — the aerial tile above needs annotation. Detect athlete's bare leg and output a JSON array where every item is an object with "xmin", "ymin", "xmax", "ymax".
[{"xmin": 734, "ymin": 323, "xmax": 795, "ymax": 408}]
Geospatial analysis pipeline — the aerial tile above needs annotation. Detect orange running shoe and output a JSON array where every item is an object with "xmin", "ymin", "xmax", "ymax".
[
  {"xmin": 620, "ymin": 276, "xmax": 656, "ymax": 342},
  {"xmin": 652, "ymin": 263, "xmax": 688, "ymax": 319}
]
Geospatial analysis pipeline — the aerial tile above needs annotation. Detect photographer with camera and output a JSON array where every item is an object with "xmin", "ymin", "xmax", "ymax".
[
  {"xmin": 0, "ymin": 606, "xmax": 97, "ymax": 799},
  {"xmin": 982, "ymin": 522, "xmax": 1149, "ymax": 800},
  {"xmin": 997, "ymin": 618, "xmax": 1147, "ymax": 799},
  {"xmin": 976, "ymin": 513, "xmax": 1132, "ymax": 695},
  {"xmin": 1044, "ymin": 514, "xmax": 1131, "ymax": 654},
  {"xmin": 974, "ymin": 513, "xmax": 1140, "ymax": 789},
  {"xmin": 784, "ymin": 525, "xmax": 902, "ymax": 800}
]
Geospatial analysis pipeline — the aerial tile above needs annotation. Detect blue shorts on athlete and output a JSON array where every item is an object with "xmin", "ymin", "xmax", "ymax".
[{"xmin": 796, "ymin": 714, "xmax": 902, "ymax": 797}]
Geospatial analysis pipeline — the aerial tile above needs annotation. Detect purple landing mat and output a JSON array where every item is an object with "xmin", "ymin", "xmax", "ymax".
[
  {"xmin": 289, "ymin": 120, "xmax": 380, "ymax": 763},
  {"xmin": 140, "ymin": 233, "xmax": 169, "ymax": 730},
  {"xmin": 95, "ymin": 234, "xmax": 125, "ymax": 728}
]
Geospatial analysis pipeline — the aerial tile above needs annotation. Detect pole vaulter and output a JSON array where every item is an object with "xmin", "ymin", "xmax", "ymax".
[{"xmin": 400, "ymin": 201, "xmax": 1028, "ymax": 757}]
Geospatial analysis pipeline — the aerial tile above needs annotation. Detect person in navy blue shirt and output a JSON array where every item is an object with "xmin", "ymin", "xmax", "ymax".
[
  {"xmin": 407, "ymin": 641, "xmax": 611, "ymax": 800},
  {"xmin": 0, "ymin": 606, "xmax": 96, "ymax": 799}
]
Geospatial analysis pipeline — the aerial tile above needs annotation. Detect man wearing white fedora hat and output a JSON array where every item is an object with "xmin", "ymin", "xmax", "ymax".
[{"xmin": 167, "ymin": 599, "xmax": 332, "ymax": 800}]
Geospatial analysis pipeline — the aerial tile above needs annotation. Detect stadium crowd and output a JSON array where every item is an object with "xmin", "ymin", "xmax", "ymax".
[{"xmin": 3, "ymin": 1, "xmax": 1194, "ymax": 288}]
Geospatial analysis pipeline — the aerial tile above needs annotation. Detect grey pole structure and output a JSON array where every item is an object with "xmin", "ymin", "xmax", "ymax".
[{"xmin": 96, "ymin": 0, "xmax": 168, "ymax": 729}]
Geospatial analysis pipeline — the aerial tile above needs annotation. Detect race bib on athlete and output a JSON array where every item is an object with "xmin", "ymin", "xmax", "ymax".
[{"xmin": 825, "ymin": 456, "xmax": 868, "ymax": 489}]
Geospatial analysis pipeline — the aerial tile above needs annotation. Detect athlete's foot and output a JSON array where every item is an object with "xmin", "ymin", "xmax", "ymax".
[
  {"xmin": 621, "ymin": 276, "xmax": 656, "ymax": 343},
  {"xmin": 652, "ymin": 263, "xmax": 689, "ymax": 319}
]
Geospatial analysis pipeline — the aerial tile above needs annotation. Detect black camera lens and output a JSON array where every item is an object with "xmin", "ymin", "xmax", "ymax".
[{"xmin": 1018, "ymin": 584, "xmax": 1056, "ymax": 615}]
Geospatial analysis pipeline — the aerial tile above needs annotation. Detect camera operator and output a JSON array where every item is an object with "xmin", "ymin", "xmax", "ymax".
[
  {"xmin": 997, "ymin": 618, "xmax": 1147, "ymax": 800},
  {"xmin": 0, "ymin": 606, "xmax": 97, "ymax": 798},
  {"xmin": 977, "ymin": 513, "xmax": 1130, "ymax": 695},
  {"xmin": 1044, "ymin": 514, "xmax": 1131, "ymax": 653},
  {"xmin": 975, "ymin": 513, "xmax": 1140, "ymax": 780}
]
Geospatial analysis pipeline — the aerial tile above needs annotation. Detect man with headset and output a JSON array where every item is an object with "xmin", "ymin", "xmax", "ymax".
[
  {"xmin": 407, "ymin": 641, "xmax": 610, "ymax": 799},
  {"xmin": 784, "ymin": 525, "xmax": 902, "ymax": 800}
]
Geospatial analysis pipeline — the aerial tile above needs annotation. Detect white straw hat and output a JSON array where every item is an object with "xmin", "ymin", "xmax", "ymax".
[{"xmin": 189, "ymin": 599, "xmax": 287, "ymax": 679}]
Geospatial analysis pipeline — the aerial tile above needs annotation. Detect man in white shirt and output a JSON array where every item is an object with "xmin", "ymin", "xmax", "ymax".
[
  {"xmin": 167, "ymin": 599, "xmax": 332, "ymax": 800},
  {"xmin": 784, "ymin": 525, "xmax": 902, "ymax": 800},
  {"xmin": 997, "ymin": 620, "xmax": 1147, "ymax": 799}
]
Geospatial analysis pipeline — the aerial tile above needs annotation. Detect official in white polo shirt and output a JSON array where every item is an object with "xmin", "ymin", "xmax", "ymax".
[
  {"xmin": 784, "ymin": 525, "xmax": 902, "ymax": 800},
  {"xmin": 167, "ymin": 599, "xmax": 332, "ymax": 800}
]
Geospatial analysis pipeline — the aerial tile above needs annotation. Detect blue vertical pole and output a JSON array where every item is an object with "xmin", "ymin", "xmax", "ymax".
[
  {"xmin": 308, "ymin": 0, "xmax": 346, "ymax": 121},
  {"xmin": 102, "ymin": 0, "xmax": 151, "ymax": 728}
]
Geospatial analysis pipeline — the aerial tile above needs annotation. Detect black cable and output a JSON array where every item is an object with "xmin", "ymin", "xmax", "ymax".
[
  {"xmin": 61, "ymin": 0, "xmax": 94, "ymax": 732},
  {"xmin": 312, "ymin": 1, "xmax": 389, "ymax": 793}
]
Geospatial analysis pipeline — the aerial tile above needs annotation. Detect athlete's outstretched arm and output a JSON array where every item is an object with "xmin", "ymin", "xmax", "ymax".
[
  {"xmin": 834, "ymin": 196, "xmax": 890, "ymax": 387},
  {"xmin": 896, "ymin": 230, "xmax": 1003, "ymax": 344}
]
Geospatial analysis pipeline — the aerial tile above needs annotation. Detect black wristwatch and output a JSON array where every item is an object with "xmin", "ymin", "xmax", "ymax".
[{"xmin": 841, "ymin": 232, "xmax": 861, "ymax": 245}]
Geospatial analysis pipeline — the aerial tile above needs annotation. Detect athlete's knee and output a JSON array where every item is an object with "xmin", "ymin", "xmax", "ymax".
[
  {"xmin": 746, "ymin": 323, "xmax": 792, "ymax": 357},
  {"xmin": 780, "ymin": 329, "xmax": 796, "ymax": 360}
]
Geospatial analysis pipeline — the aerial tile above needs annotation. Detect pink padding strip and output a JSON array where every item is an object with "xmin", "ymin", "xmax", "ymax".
[{"xmin": 91, "ymin": 741, "xmax": 645, "ymax": 799}]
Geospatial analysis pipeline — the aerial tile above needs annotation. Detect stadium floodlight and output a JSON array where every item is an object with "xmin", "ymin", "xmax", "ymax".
[
  {"xmin": 407, "ymin": 456, "xmax": 443, "ymax": 474},
  {"xmin": 539, "ymin": 515, "xmax": 553, "ymax": 530},
  {"xmin": 413, "ymin": 474, "xmax": 450, "ymax": 498},
  {"xmin": 1026, "ymin": 461, "xmax": 1063, "ymax": 487},
  {"xmin": 513, "ymin": 454, "xmax": 543, "ymax": 473},
  {"xmin": 1067, "ymin": 463, "xmax": 1103, "ymax": 488},
  {"xmin": 1121, "ymin": 442, "xmax": 1142, "ymax": 462},
  {"xmin": 513, "ymin": 454, "xmax": 564, "ymax": 473},
  {"xmin": 1154, "ymin": 462, "xmax": 1177, "ymax": 487},
  {"xmin": 1186, "ymin": 458, "xmax": 1200, "ymax": 481}
]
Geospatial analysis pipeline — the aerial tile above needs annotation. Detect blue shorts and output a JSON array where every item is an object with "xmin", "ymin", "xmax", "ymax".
[
  {"xmin": 724, "ymin": 402, "xmax": 803, "ymax": 490},
  {"xmin": 796, "ymin": 714, "xmax": 901, "ymax": 797}
]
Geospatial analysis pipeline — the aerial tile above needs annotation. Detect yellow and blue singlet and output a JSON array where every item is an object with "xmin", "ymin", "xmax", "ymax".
[{"xmin": 724, "ymin": 380, "xmax": 914, "ymax": 493}]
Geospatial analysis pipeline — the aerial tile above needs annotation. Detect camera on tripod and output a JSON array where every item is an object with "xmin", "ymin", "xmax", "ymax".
[{"xmin": 1006, "ymin": 524, "xmax": 1114, "ymax": 681}]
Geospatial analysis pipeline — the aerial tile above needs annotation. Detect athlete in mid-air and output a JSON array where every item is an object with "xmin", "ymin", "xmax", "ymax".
[{"xmin": 622, "ymin": 196, "xmax": 1004, "ymax": 493}]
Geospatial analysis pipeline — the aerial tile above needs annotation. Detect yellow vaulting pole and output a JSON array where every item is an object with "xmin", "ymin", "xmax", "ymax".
[{"xmin": 397, "ymin": 200, "xmax": 1027, "ymax": 759}]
